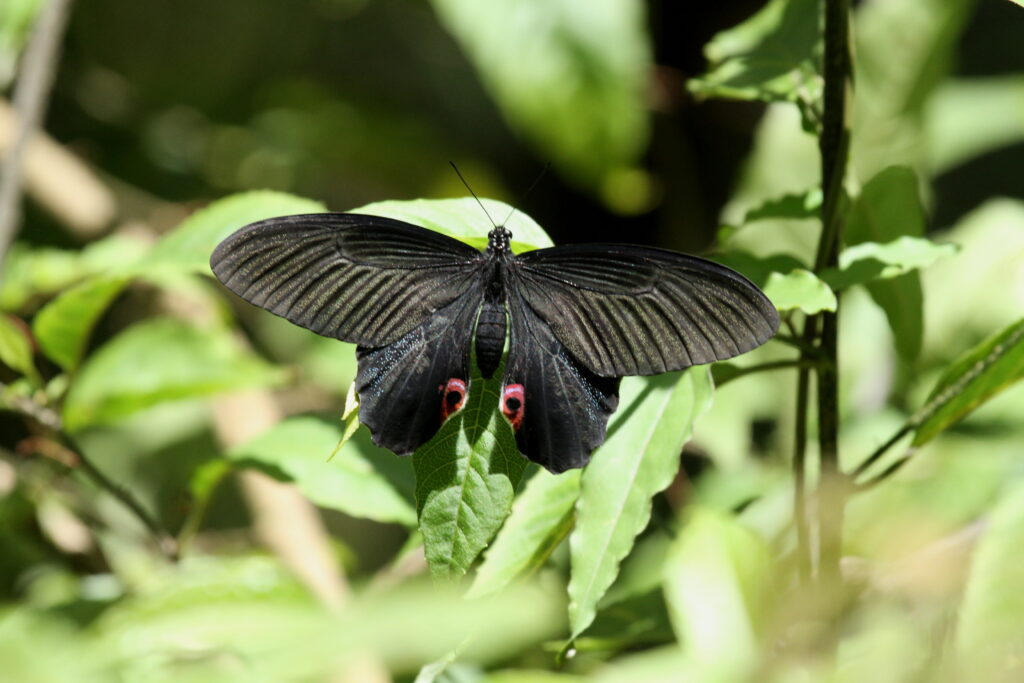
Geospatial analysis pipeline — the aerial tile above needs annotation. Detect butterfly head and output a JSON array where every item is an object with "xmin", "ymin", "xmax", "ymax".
[{"xmin": 487, "ymin": 225, "xmax": 512, "ymax": 255}]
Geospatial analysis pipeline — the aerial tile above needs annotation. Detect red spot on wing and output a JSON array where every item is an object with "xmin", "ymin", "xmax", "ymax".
[
  {"xmin": 501, "ymin": 384, "xmax": 525, "ymax": 431},
  {"xmin": 440, "ymin": 378, "xmax": 468, "ymax": 422}
]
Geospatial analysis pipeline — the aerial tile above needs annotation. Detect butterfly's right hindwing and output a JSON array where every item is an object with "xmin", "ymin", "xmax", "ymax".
[
  {"xmin": 210, "ymin": 213, "xmax": 483, "ymax": 346},
  {"xmin": 504, "ymin": 290, "xmax": 620, "ymax": 472},
  {"xmin": 356, "ymin": 287, "xmax": 485, "ymax": 455}
]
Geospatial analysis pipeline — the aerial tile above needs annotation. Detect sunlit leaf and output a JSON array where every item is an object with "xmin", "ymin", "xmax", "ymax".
[
  {"xmin": 662, "ymin": 508, "xmax": 771, "ymax": 677},
  {"xmin": 956, "ymin": 480, "xmax": 1024, "ymax": 678},
  {"xmin": 63, "ymin": 318, "xmax": 285, "ymax": 431},
  {"xmin": 355, "ymin": 197, "xmax": 553, "ymax": 251},
  {"xmin": 91, "ymin": 555, "xmax": 564, "ymax": 678},
  {"xmin": 0, "ymin": 314, "xmax": 39, "ymax": 384},
  {"xmin": 912, "ymin": 318, "xmax": 1024, "ymax": 447},
  {"xmin": 414, "ymin": 364, "xmax": 528, "ymax": 581},
  {"xmin": 0, "ymin": 610, "xmax": 107, "ymax": 683},
  {"xmin": 468, "ymin": 469, "xmax": 581, "ymax": 598},
  {"xmin": 229, "ymin": 415, "xmax": 417, "ymax": 526},
  {"xmin": 846, "ymin": 166, "xmax": 928, "ymax": 362},
  {"xmin": 926, "ymin": 76, "xmax": 1024, "ymax": 175},
  {"xmin": 822, "ymin": 236, "xmax": 958, "ymax": 290},
  {"xmin": 0, "ymin": 236, "xmax": 146, "ymax": 313},
  {"xmin": 763, "ymin": 269, "xmax": 837, "ymax": 314},
  {"xmin": 743, "ymin": 189, "xmax": 822, "ymax": 223},
  {"xmin": 430, "ymin": 0, "xmax": 651, "ymax": 191},
  {"xmin": 32, "ymin": 275, "xmax": 131, "ymax": 372},
  {"xmin": 689, "ymin": 0, "xmax": 820, "ymax": 117},
  {"xmin": 568, "ymin": 368, "xmax": 714, "ymax": 638},
  {"xmin": 145, "ymin": 190, "xmax": 325, "ymax": 275}
]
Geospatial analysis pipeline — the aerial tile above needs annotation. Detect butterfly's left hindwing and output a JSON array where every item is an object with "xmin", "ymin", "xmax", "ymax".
[
  {"xmin": 356, "ymin": 286, "xmax": 484, "ymax": 455},
  {"xmin": 504, "ymin": 290, "xmax": 620, "ymax": 473}
]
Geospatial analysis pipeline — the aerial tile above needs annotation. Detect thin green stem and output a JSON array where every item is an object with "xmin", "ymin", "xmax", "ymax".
[{"xmin": 716, "ymin": 358, "xmax": 816, "ymax": 387}]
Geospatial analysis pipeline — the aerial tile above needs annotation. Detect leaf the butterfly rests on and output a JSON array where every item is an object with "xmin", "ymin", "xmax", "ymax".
[{"xmin": 210, "ymin": 205, "xmax": 778, "ymax": 473}]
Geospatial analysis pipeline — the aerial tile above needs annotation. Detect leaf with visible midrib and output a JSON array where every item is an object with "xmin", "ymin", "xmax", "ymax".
[
  {"xmin": 912, "ymin": 318, "xmax": 1024, "ymax": 447},
  {"xmin": 568, "ymin": 368, "xmax": 714, "ymax": 639},
  {"xmin": 414, "ymin": 366, "xmax": 528, "ymax": 581},
  {"xmin": 468, "ymin": 468, "xmax": 582, "ymax": 598}
]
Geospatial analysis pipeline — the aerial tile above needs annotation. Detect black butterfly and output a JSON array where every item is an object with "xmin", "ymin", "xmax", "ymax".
[{"xmin": 210, "ymin": 212, "xmax": 778, "ymax": 473}]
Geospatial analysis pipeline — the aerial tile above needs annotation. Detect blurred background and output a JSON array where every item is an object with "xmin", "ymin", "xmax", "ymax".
[{"xmin": 3, "ymin": 0, "xmax": 1024, "ymax": 680}]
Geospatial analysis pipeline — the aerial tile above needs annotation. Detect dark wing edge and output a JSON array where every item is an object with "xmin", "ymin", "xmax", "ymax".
[
  {"xmin": 355, "ymin": 287, "xmax": 484, "ymax": 456},
  {"xmin": 210, "ymin": 212, "xmax": 483, "ymax": 347},
  {"xmin": 505, "ymin": 291, "xmax": 620, "ymax": 473},
  {"xmin": 510, "ymin": 243, "xmax": 779, "ymax": 378}
]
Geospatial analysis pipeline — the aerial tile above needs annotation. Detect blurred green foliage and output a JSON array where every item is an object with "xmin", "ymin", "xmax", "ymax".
[{"xmin": 2, "ymin": 0, "xmax": 1024, "ymax": 681}]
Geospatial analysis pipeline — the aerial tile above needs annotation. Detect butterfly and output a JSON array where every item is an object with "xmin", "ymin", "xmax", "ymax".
[{"xmin": 210, "ymin": 211, "xmax": 778, "ymax": 473}]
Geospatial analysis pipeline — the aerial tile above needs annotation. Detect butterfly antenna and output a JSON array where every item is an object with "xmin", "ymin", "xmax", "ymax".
[
  {"xmin": 449, "ymin": 161, "xmax": 498, "ymax": 228},
  {"xmin": 501, "ymin": 161, "xmax": 550, "ymax": 227}
]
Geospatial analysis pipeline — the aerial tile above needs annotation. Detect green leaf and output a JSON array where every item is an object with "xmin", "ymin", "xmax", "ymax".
[
  {"xmin": 91, "ymin": 555, "xmax": 564, "ymax": 678},
  {"xmin": 662, "ymin": 508, "xmax": 771, "ymax": 677},
  {"xmin": 956, "ymin": 481, "xmax": 1024, "ymax": 678},
  {"xmin": 414, "ymin": 364, "xmax": 528, "ymax": 581},
  {"xmin": 689, "ymin": 0, "xmax": 820, "ymax": 112},
  {"xmin": 468, "ymin": 469, "xmax": 581, "ymax": 598},
  {"xmin": 568, "ymin": 368, "xmax": 714, "ymax": 638},
  {"xmin": 429, "ymin": 0, "xmax": 651, "ymax": 191},
  {"xmin": 0, "ymin": 235, "xmax": 146, "ymax": 312},
  {"xmin": 229, "ymin": 415, "xmax": 417, "ymax": 526},
  {"xmin": 32, "ymin": 275, "xmax": 131, "ymax": 372},
  {"xmin": 854, "ymin": 0, "xmax": 976, "ymax": 176},
  {"xmin": 62, "ymin": 318, "xmax": 285, "ymax": 431},
  {"xmin": 354, "ymin": 197, "xmax": 553, "ymax": 252},
  {"xmin": 762, "ymin": 269, "xmax": 837, "ymax": 314},
  {"xmin": 912, "ymin": 318, "xmax": 1024, "ymax": 447},
  {"xmin": 845, "ymin": 166, "xmax": 928, "ymax": 362},
  {"xmin": 821, "ymin": 236, "xmax": 958, "ymax": 290},
  {"xmin": 926, "ymin": 77, "xmax": 1024, "ymax": 175},
  {"xmin": 144, "ymin": 190, "xmax": 326, "ymax": 275},
  {"xmin": 743, "ymin": 189, "xmax": 822, "ymax": 223},
  {"xmin": 0, "ymin": 314, "xmax": 39, "ymax": 384}
]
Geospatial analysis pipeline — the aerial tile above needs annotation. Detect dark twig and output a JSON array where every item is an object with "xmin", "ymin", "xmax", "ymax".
[
  {"xmin": 59, "ymin": 432, "xmax": 179, "ymax": 560},
  {"xmin": 0, "ymin": 0, "xmax": 77, "ymax": 272},
  {"xmin": 813, "ymin": 0, "xmax": 853, "ymax": 590},
  {"xmin": 4, "ymin": 385, "xmax": 179, "ymax": 561}
]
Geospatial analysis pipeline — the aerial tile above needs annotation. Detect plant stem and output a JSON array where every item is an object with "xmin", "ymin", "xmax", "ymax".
[
  {"xmin": 58, "ymin": 432, "xmax": 180, "ymax": 560},
  {"xmin": 4, "ymin": 385, "xmax": 179, "ymax": 561},
  {"xmin": 814, "ymin": 0, "xmax": 853, "ymax": 589},
  {"xmin": 0, "ymin": 0, "xmax": 76, "ymax": 273},
  {"xmin": 716, "ymin": 358, "xmax": 815, "ymax": 386}
]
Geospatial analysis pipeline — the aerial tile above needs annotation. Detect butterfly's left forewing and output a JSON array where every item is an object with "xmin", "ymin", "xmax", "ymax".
[
  {"xmin": 210, "ymin": 213, "xmax": 483, "ymax": 346},
  {"xmin": 211, "ymin": 212, "xmax": 488, "ymax": 455}
]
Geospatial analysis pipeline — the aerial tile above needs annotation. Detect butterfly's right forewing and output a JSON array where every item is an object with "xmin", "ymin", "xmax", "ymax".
[{"xmin": 210, "ymin": 213, "xmax": 483, "ymax": 346}]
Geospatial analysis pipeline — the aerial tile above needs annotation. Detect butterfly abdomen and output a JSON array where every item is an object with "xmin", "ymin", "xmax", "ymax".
[{"xmin": 474, "ymin": 301, "xmax": 507, "ymax": 379}]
